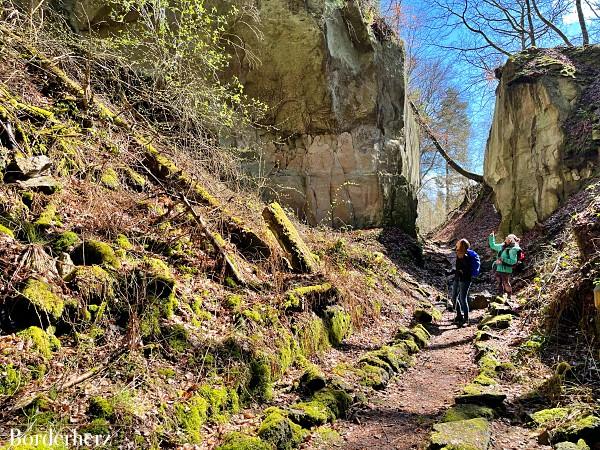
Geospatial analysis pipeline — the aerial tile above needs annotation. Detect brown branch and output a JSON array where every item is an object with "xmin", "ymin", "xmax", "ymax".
[
  {"xmin": 410, "ymin": 101, "xmax": 485, "ymax": 184},
  {"xmin": 530, "ymin": 0, "xmax": 574, "ymax": 46}
]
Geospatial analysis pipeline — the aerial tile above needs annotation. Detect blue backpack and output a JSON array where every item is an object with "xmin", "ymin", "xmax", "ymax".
[{"xmin": 467, "ymin": 249, "xmax": 481, "ymax": 277}]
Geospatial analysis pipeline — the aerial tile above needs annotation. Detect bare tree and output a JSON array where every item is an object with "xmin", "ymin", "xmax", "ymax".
[{"xmin": 576, "ymin": 0, "xmax": 591, "ymax": 44}]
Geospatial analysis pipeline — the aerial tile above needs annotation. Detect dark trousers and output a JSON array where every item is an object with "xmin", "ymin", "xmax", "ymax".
[{"xmin": 452, "ymin": 278, "xmax": 471, "ymax": 322}]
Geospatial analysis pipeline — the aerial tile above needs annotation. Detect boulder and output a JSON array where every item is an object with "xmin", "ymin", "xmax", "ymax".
[
  {"xmin": 478, "ymin": 314, "xmax": 513, "ymax": 330},
  {"xmin": 455, "ymin": 383, "xmax": 506, "ymax": 408},
  {"xmin": 442, "ymin": 404, "xmax": 495, "ymax": 422},
  {"xmin": 470, "ymin": 291, "xmax": 493, "ymax": 310},
  {"xmin": 429, "ymin": 418, "xmax": 491, "ymax": 450},
  {"xmin": 5, "ymin": 155, "xmax": 51, "ymax": 179},
  {"xmin": 554, "ymin": 440, "xmax": 590, "ymax": 450}
]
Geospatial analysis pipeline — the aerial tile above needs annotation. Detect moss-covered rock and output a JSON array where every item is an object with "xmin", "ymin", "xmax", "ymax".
[
  {"xmin": 554, "ymin": 439, "xmax": 590, "ymax": 450},
  {"xmin": 175, "ymin": 395, "xmax": 209, "ymax": 444},
  {"xmin": 263, "ymin": 202, "xmax": 318, "ymax": 273},
  {"xmin": 248, "ymin": 356, "xmax": 273, "ymax": 402},
  {"xmin": 216, "ymin": 432, "xmax": 274, "ymax": 450},
  {"xmin": 19, "ymin": 278, "xmax": 65, "ymax": 323},
  {"xmin": 164, "ymin": 324, "xmax": 190, "ymax": 353},
  {"xmin": 288, "ymin": 388, "xmax": 352, "ymax": 428},
  {"xmin": 64, "ymin": 265, "xmax": 115, "ymax": 305},
  {"xmin": 358, "ymin": 363, "xmax": 390, "ymax": 390},
  {"xmin": 456, "ymin": 383, "xmax": 506, "ymax": 408},
  {"xmin": 442, "ymin": 404, "xmax": 496, "ymax": 422},
  {"xmin": 52, "ymin": 230, "xmax": 79, "ymax": 253},
  {"xmin": 100, "ymin": 168, "xmax": 120, "ymax": 189},
  {"xmin": 395, "ymin": 324, "xmax": 430, "ymax": 348},
  {"xmin": 295, "ymin": 314, "xmax": 331, "ymax": 357},
  {"xmin": 550, "ymin": 415, "xmax": 600, "ymax": 445},
  {"xmin": 88, "ymin": 396, "xmax": 115, "ymax": 420},
  {"xmin": 298, "ymin": 366, "xmax": 327, "ymax": 395},
  {"xmin": 284, "ymin": 283, "xmax": 336, "ymax": 310},
  {"xmin": 413, "ymin": 304, "xmax": 442, "ymax": 324},
  {"xmin": 115, "ymin": 234, "xmax": 133, "ymax": 250},
  {"xmin": 18, "ymin": 326, "xmax": 60, "ymax": 360},
  {"xmin": 429, "ymin": 418, "xmax": 491, "ymax": 450},
  {"xmin": 478, "ymin": 314, "xmax": 512, "ymax": 330},
  {"xmin": 322, "ymin": 305, "xmax": 352, "ymax": 346},
  {"xmin": 123, "ymin": 167, "xmax": 146, "ymax": 190},
  {"xmin": 71, "ymin": 240, "xmax": 121, "ymax": 269},
  {"xmin": 258, "ymin": 408, "xmax": 307, "ymax": 450},
  {"xmin": 34, "ymin": 202, "xmax": 60, "ymax": 229}
]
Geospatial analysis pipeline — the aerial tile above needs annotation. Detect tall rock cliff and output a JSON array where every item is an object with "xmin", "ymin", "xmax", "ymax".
[
  {"xmin": 484, "ymin": 46, "xmax": 600, "ymax": 234},
  {"xmin": 230, "ymin": 0, "xmax": 420, "ymax": 232},
  {"xmin": 24, "ymin": 0, "xmax": 420, "ymax": 232}
]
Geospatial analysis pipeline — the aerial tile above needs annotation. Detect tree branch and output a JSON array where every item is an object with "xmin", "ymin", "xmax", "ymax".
[{"xmin": 410, "ymin": 101, "xmax": 485, "ymax": 184}]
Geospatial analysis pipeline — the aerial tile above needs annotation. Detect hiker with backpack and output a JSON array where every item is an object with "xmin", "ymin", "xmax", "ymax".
[
  {"xmin": 489, "ymin": 232, "xmax": 522, "ymax": 297},
  {"xmin": 446, "ymin": 239, "xmax": 480, "ymax": 327}
]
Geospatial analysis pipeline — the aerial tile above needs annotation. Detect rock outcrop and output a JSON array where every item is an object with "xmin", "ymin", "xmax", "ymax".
[
  {"xmin": 231, "ymin": 0, "xmax": 420, "ymax": 231},
  {"xmin": 484, "ymin": 46, "xmax": 600, "ymax": 234}
]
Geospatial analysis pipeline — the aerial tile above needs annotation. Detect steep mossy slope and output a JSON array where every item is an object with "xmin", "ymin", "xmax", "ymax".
[{"xmin": 0, "ymin": 23, "xmax": 431, "ymax": 449}]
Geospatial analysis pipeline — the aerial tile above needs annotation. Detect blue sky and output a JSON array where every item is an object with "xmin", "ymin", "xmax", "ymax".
[{"xmin": 379, "ymin": 0, "xmax": 599, "ymax": 174}]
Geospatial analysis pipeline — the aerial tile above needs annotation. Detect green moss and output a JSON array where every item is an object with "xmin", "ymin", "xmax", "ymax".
[
  {"xmin": 248, "ymin": 356, "xmax": 273, "ymax": 401},
  {"xmin": 115, "ymin": 234, "xmax": 133, "ymax": 250},
  {"xmin": 164, "ymin": 324, "xmax": 190, "ymax": 353},
  {"xmin": 242, "ymin": 308, "xmax": 263, "ymax": 323},
  {"xmin": 358, "ymin": 364, "xmax": 390, "ymax": 389},
  {"xmin": 0, "ymin": 432, "xmax": 70, "ymax": 449},
  {"xmin": 298, "ymin": 366, "xmax": 327, "ymax": 394},
  {"xmin": 18, "ymin": 326, "xmax": 60, "ymax": 360},
  {"xmin": 34, "ymin": 203, "xmax": 60, "ymax": 229},
  {"xmin": 175, "ymin": 395, "xmax": 209, "ymax": 443},
  {"xmin": 20, "ymin": 279, "xmax": 64, "ymax": 320},
  {"xmin": 100, "ymin": 168, "xmax": 120, "ymax": 190},
  {"xmin": 473, "ymin": 372, "xmax": 497, "ymax": 386},
  {"xmin": 323, "ymin": 306, "xmax": 352, "ymax": 346},
  {"xmin": 71, "ymin": 240, "xmax": 121, "ymax": 269},
  {"xmin": 197, "ymin": 385, "xmax": 230, "ymax": 423},
  {"xmin": 295, "ymin": 315, "xmax": 330, "ymax": 357},
  {"xmin": 550, "ymin": 414, "xmax": 600, "ymax": 444},
  {"xmin": 478, "ymin": 314, "xmax": 512, "ymax": 330},
  {"xmin": 216, "ymin": 432, "xmax": 273, "ymax": 450},
  {"xmin": 263, "ymin": 202, "xmax": 318, "ymax": 273},
  {"xmin": 258, "ymin": 408, "xmax": 306, "ymax": 449},
  {"xmin": 0, "ymin": 364, "xmax": 22, "ymax": 396},
  {"xmin": 554, "ymin": 440, "xmax": 591, "ymax": 450},
  {"xmin": 64, "ymin": 265, "xmax": 115, "ymax": 305},
  {"xmin": 123, "ymin": 167, "xmax": 146, "ymax": 190},
  {"xmin": 0, "ymin": 223, "xmax": 14, "ymax": 238},
  {"xmin": 226, "ymin": 294, "xmax": 243, "ymax": 310},
  {"xmin": 443, "ymin": 404, "xmax": 495, "ymax": 422},
  {"xmin": 288, "ymin": 400, "xmax": 330, "ymax": 427},
  {"xmin": 413, "ymin": 304, "xmax": 443, "ymax": 323},
  {"xmin": 530, "ymin": 407, "xmax": 570, "ymax": 426},
  {"xmin": 284, "ymin": 283, "xmax": 334, "ymax": 310},
  {"xmin": 80, "ymin": 418, "xmax": 110, "ymax": 435},
  {"xmin": 429, "ymin": 418, "xmax": 491, "ymax": 450},
  {"xmin": 456, "ymin": 383, "xmax": 506, "ymax": 408},
  {"xmin": 88, "ymin": 396, "xmax": 115, "ymax": 420},
  {"xmin": 52, "ymin": 231, "xmax": 79, "ymax": 253},
  {"xmin": 142, "ymin": 258, "xmax": 177, "ymax": 316}
]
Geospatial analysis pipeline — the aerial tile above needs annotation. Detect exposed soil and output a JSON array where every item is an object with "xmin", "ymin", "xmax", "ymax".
[{"xmin": 335, "ymin": 308, "xmax": 482, "ymax": 450}]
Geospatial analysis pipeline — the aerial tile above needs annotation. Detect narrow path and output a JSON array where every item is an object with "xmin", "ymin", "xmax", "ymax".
[{"xmin": 338, "ymin": 308, "xmax": 482, "ymax": 450}]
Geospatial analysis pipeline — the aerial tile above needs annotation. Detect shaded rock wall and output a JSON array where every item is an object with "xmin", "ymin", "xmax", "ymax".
[
  {"xmin": 231, "ymin": 0, "xmax": 420, "ymax": 231},
  {"xmin": 484, "ymin": 46, "xmax": 600, "ymax": 234}
]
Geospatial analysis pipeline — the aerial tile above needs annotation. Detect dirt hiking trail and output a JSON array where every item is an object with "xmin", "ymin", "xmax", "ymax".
[{"xmin": 338, "ymin": 308, "xmax": 482, "ymax": 450}]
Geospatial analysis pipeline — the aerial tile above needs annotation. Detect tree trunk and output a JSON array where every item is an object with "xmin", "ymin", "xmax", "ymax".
[
  {"xmin": 575, "ymin": 0, "xmax": 590, "ymax": 45},
  {"xmin": 525, "ymin": 0, "xmax": 537, "ymax": 46},
  {"xmin": 409, "ymin": 101, "xmax": 485, "ymax": 184}
]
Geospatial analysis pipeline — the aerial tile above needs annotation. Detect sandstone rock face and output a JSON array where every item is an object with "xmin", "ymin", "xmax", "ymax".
[
  {"xmin": 232, "ymin": 0, "xmax": 420, "ymax": 231},
  {"xmin": 33, "ymin": 0, "xmax": 420, "ymax": 231},
  {"xmin": 484, "ymin": 46, "xmax": 600, "ymax": 234}
]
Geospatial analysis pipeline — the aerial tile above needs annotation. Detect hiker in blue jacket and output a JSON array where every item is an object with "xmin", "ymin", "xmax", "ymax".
[{"xmin": 446, "ymin": 239, "xmax": 477, "ymax": 327}]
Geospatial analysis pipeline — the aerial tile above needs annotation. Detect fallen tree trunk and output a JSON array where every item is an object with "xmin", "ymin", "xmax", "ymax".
[{"xmin": 409, "ymin": 101, "xmax": 485, "ymax": 184}]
